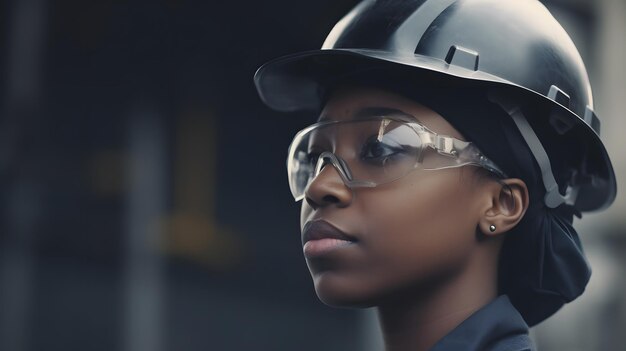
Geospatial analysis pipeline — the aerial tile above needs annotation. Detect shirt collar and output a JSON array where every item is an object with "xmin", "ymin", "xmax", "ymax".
[{"xmin": 429, "ymin": 295, "xmax": 534, "ymax": 351}]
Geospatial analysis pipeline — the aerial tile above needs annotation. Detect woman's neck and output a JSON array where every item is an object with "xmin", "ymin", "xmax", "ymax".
[{"xmin": 376, "ymin": 251, "xmax": 500, "ymax": 351}]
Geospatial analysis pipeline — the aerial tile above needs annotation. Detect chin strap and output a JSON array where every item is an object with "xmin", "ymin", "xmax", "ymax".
[{"xmin": 487, "ymin": 91, "xmax": 578, "ymax": 208}]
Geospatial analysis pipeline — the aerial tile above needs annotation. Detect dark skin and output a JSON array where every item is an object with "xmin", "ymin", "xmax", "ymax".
[{"xmin": 300, "ymin": 86, "xmax": 529, "ymax": 351}]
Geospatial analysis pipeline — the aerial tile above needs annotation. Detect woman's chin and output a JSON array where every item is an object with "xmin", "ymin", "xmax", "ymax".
[{"xmin": 312, "ymin": 271, "xmax": 377, "ymax": 308}]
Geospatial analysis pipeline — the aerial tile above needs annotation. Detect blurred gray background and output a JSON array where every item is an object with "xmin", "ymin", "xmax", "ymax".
[{"xmin": 0, "ymin": 0, "xmax": 624, "ymax": 350}]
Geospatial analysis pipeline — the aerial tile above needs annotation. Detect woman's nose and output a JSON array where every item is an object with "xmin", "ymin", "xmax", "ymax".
[{"xmin": 304, "ymin": 162, "xmax": 353, "ymax": 210}]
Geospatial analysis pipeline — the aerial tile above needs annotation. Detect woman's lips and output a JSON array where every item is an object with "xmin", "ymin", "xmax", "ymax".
[
  {"xmin": 302, "ymin": 220, "xmax": 357, "ymax": 258},
  {"xmin": 303, "ymin": 238, "xmax": 355, "ymax": 258}
]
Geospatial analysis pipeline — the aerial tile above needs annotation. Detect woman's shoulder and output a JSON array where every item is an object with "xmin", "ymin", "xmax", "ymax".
[{"xmin": 430, "ymin": 295, "xmax": 536, "ymax": 351}]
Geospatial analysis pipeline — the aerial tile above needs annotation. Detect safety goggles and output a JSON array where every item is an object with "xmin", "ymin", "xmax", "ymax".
[{"xmin": 287, "ymin": 113, "xmax": 506, "ymax": 201}]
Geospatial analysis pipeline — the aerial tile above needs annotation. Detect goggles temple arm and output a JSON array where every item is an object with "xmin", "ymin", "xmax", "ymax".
[{"xmin": 415, "ymin": 126, "xmax": 507, "ymax": 177}]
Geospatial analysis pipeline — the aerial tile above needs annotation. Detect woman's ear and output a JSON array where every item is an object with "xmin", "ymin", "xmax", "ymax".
[{"xmin": 478, "ymin": 178, "xmax": 529, "ymax": 236}]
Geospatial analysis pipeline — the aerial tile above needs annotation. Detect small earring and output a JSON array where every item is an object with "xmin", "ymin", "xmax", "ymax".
[{"xmin": 489, "ymin": 224, "xmax": 496, "ymax": 233}]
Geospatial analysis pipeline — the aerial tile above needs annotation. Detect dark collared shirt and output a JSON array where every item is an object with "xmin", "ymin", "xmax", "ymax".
[{"xmin": 430, "ymin": 295, "xmax": 536, "ymax": 351}]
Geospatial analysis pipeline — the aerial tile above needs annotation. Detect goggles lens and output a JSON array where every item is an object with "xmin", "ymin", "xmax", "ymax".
[{"xmin": 287, "ymin": 115, "xmax": 505, "ymax": 201}]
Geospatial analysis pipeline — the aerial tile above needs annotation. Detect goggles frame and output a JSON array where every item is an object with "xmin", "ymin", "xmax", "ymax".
[{"xmin": 287, "ymin": 114, "xmax": 507, "ymax": 202}]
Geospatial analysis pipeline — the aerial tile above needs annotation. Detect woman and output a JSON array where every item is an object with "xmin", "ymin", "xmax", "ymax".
[{"xmin": 254, "ymin": 1, "xmax": 617, "ymax": 350}]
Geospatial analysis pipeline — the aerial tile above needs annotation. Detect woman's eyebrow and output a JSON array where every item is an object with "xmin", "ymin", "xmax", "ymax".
[{"xmin": 318, "ymin": 107, "xmax": 417, "ymax": 122}]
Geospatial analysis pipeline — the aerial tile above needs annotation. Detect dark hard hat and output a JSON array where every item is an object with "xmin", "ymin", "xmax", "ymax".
[{"xmin": 254, "ymin": 0, "xmax": 617, "ymax": 212}]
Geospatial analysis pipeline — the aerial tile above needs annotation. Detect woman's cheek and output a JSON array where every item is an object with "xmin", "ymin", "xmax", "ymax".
[{"xmin": 363, "ymin": 174, "xmax": 474, "ymax": 268}]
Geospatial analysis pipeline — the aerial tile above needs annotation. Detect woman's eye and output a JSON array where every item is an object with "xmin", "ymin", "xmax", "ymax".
[{"xmin": 361, "ymin": 137, "xmax": 404, "ymax": 163}]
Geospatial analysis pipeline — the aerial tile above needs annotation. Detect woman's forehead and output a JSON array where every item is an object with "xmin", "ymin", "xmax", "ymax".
[{"xmin": 319, "ymin": 85, "xmax": 465, "ymax": 139}]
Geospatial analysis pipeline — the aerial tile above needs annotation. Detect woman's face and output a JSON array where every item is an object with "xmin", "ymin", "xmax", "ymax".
[{"xmin": 300, "ymin": 85, "xmax": 492, "ymax": 307}]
